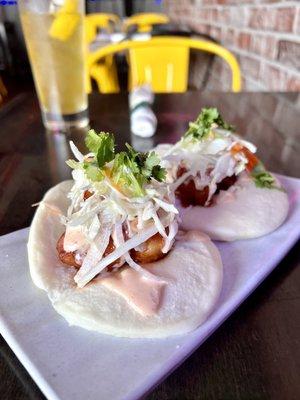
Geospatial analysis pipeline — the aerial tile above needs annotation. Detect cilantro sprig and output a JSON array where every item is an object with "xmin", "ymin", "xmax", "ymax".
[
  {"xmin": 67, "ymin": 130, "xmax": 166, "ymax": 197},
  {"xmin": 125, "ymin": 144, "xmax": 166, "ymax": 183},
  {"xmin": 184, "ymin": 107, "xmax": 234, "ymax": 140},
  {"xmin": 111, "ymin": 144, "xmax": 166, "ymax": 197},
  {"xmin": 250, "ymin": 162, "xmax": 286, "ymax": 191},
  {"xmin": 252, "ymin": 171, "xmax": 275, "ymax": 189},
  {"xmin": 85, "ymin": 130, "xmax": 115, "ymax": 168},
  {"xmin": 81, "ymin": 130, "xmax": 116, "ymax": 182}
]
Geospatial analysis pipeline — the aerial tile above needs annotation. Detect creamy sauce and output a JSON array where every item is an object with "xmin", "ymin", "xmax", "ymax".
[
  {"xmin": 215, "ymin": 187, "xmax": 237, "ymax": 205},
  {"xmin": 99, "ymin": 267, "xmax": 166, "ymax": 317},
  {"xmin": 64, "ymin": 226, "xmax": 87, "ymax": 252},
  {"xmin": 177, "ymin": 230, "xmax": 211, "ymax": 244}
]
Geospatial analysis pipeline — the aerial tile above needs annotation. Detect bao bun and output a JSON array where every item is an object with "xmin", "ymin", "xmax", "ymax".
[
  {"xmin": 179, "ymin": 172, "xmax": 289, "ymax": 241},
  {"xmin": 28, "ymin": 181, "xmax": 223, "ymax": 338}
]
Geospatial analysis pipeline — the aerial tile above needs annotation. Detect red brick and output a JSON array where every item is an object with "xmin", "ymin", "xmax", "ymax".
[
  {"xmin": 221, "ymin": 64, "xmax": 232, "ymax": 82},
  {"xmin": 249, "ymin": 8, "xmax": 277, "ymax": 30},
  {"xmin": 202, "ymin": 0, "xmax": 218, "ymax": 5},
  {"xmin": 240, "ymin": 55, "xmax": 261, "ymax": 80},
  {"xmin": 250, "ymin": 35, "xmax": 263, "ymax": 57},
  {"xmin": 200, "ymin": 9, "xmax": 214, "ymax": 20},
  {"xmin": 223, "ymin": 28, "xmax": 236, "ymax": 46},
  {"xmin": 237, "ymin": 33, "xmax": 251, "ymax": 50},
  {"xmin": 203, "ymin": 24, "xmax": 212, "ymax": 36},
  {"xmin": 241, "ymin": 76, "xmax": 248, "ymax": 90},
  {"xmin": 286, "ymin": 76, "xmax": 300, "ymax": 91},
  {"xmin": 210, "ymin": 58, "xmax": 233, "ymax": 86},
  {"xmin": 210, "ymin": 62, "xmax": 232, "ymax": 90},
  {"xmin": 163, "ymin": 1, "xmax": 299, "ymax": 92},
  {"xmin": 266, "ymin": 66, "xmax": 282, "ymax": 90},
  {"xmin": 206, "ymin": 76, "xmax": 223, "ymax": 91},
  {"xmin": 189, "ymin": 50, "xmax": 215, "ymax": 89},
  {"xmin": 211, "ymin": 58, "xmax": 223, "ymax": 76},
  {"xmin": 215, "ymin": 0, "xmax": 256, "ymax": 3},
  {"xmin": 216, "ymin": 9, "xmax": 231, "ymax": 24},
  {"xmin": 263, "ymin": 36, "xmax": 278, "ymax": 60},
  {"xmin": 192, "ymin": 22, "xmax": 210, "ymax": 35},
  {"xmin": 197, "ymin": 9, "xmax": 206, "ymax": 21},
  {"xmin": 211, "ymin": 8, "xmax": 218, "ymax": 20},
  {"xmin": 250, "ymin": 35, "xmax": 278, "ymax": 60},
  {"xmin": 277, "ymin": 40, "xmax": 300, "ymax": 69},
  {"xmin": 194, "ymin": 23, "xmax": 205, "ymax": 33},
  {"xmin": 295, "ymin": 8, "xmax": 300, "ymax": 35},
  {"xmin": 210, "ymin": 26, "xmax": 222, "ymax": 41},
  {"xmin": 275, "ymin": 7, "xmax": 295, "ymax": 32},
  {"xmin": 228, "ymin": 6, "xmax": 249, "ymax": 28}
]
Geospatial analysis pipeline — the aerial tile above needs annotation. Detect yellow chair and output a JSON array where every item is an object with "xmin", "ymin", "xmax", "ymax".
[
  {"xmin": 88, "ymin": 36, "xmax": 242, "ymax": 93},
  {"xmin": 85, "ymin": 13, "xmax": 121, "ymax": 93},
  {"xmin": 123, "ymin": 13, "xmax": 170, "ymax": 33},
  {"xmin": 85, "ymin": 13, "xmax": 120, "ymax": 41}
]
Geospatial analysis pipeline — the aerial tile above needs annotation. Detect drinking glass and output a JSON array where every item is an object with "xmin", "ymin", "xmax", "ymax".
[{"xmin": 19, "ymin": 0, "xmax": 89, "ymax": 130}]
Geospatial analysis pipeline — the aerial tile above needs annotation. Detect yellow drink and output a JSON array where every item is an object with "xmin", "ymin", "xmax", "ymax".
[{"xmin": 20, "ymin": 10, "xmax": 88, "ymax": 128}]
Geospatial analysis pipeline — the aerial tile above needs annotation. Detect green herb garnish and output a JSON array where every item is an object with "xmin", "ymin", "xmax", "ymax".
[
  {"xmin": 125, "ymin": 144, "xmax": 166, "ymax": 182},
  {"xmin": 251, "ymin": 163, "xmax": 283, "ymax": 191},
  {"xmin": 111, "ymin": 144, "xmax": 166, "ymax": 197},
  {"xmin": 252, "ymin": 171, "xmax": 275, "ymax": 189},
  {"xmin": 83, "ymin": 162, "xmax": 104, "ymax": 182},
  {"xmin": 67, "ymin": 130, "xmax": 166, "ymax": 197},
  {"xmin": 85, "ymin": 130, "xmax": 115, "ymax": 168},
  {"xmin": 184, "ymin": 107, "xmax": 234, "ymax": 140}
]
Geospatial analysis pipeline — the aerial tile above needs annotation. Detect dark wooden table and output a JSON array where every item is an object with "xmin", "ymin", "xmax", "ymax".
[{"xmin": 0, "ymin": 91, "xmax": 299, "ymax": 400}]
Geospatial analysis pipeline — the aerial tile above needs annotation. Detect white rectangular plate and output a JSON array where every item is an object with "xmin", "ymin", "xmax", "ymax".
[{"xmin": 0, "ymin": 175, "xmax": 299, "ymax": 400}]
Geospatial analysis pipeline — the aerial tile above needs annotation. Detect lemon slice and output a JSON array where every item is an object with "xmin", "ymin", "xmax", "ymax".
[{"xmin": 49, "ymin": 0, "xmax": 80, "ymax": 41}]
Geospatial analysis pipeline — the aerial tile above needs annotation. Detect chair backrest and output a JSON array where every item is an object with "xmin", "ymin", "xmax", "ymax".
[
  {"xmin": 85, "ymin": 14, "xmax": 121, "ymax": 94},
  {"xmin": 88, "ymin": 36, "xmax": 242, "ymax": 93},
  {"xmin": 85, "ymin": 13, "xmax": 120, "ymax": 44},
  {"xmin": 129, "ymin": 45, "xmax": 189, "ymax": 92},
  {"xmin": 123, "ymin": 13, "xmax": 170, "ymax": 33}
]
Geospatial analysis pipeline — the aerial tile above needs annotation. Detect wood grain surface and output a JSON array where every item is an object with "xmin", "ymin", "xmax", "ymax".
[{"xmin": 0, "ymin": 91, "xmax": 299, "ymax": 400}]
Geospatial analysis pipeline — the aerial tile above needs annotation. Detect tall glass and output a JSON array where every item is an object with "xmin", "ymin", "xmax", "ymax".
[{"xmin": 19, "ymin": 0, "xmax": 88, "ymax": 130}]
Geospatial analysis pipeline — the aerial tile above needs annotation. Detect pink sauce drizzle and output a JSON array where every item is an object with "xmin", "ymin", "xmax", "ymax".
[{"xmin": 99, "ymin": 267, "xmax": 166, "ymax": 316}]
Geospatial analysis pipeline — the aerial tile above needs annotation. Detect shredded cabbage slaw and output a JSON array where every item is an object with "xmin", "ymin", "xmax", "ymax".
[
  {"xmin": 62, "ymin": 141, "xmax": 178, "ymax": 288},
  {"xmin": 160, "ymin": 126, "xmax": 257, "ymax": 205}
]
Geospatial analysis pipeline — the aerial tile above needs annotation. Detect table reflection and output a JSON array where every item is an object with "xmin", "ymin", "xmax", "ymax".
[{"xmin": 46, "ymin": 126, "xmax": 91, "ymax": 184}]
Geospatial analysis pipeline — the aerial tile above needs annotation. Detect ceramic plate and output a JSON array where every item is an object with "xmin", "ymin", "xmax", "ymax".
[{"xmin": 0, "ymin": 175, "xmax": 299, "ymax": 400}]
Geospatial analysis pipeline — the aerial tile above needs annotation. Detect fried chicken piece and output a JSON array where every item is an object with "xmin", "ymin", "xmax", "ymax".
[
  {"xmin": 176, "ymin": 167, "xmax": 209, "ymax": 207},
  {"xmin": 176, "ymin": 166, "xmax": 237, "ymax": 208},
  {"xmin": 57, "ymin": 231, "xmax": 166, "ymax": 269},
  {"xmin": 216, "ymin": 175, "xmax": 237, "ymax": 193},
  {"xmin": 56, "ymin": 233, "xmax": 81, "ymax": 269},
  {"xmin": 83, "ymin": 190, "xmax": 93, "ymax": 200},
  {"xmin": 130, "ymin": 232, "xmax": 165, "ymax": 264},
  {"xmin": 231, "ymin": 144, "xmax": 259, "ymax": 171},
  {"xmin": 176, "ymin": 178, "xmax": 209, "ymax": 208}
]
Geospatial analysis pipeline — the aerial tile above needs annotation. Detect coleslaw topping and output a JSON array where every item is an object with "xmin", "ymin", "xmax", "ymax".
[
  {"xmin": 62, "ymin": 131, "xmax": 178, "ymax": 287},
  {"xmin": 160, "ymin": 108, "xmax": 279, "ymax": 204}
]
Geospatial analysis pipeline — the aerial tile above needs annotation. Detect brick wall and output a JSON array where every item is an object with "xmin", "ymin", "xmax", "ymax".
[{"xmin": 163, "ymin": 0, "xmax": 300, "ymax": 91}]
